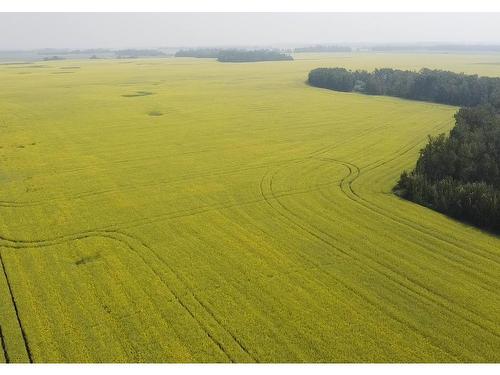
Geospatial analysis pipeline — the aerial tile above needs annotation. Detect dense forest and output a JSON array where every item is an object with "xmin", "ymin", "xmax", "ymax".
[
  {"xmin": 395, "ymin": 106, "xmax": 500, "ymax": 231},
  {"xmin": 294, "ymin": 45, "xmax": 351, "ymax": 53},
  {"xmin": 308, "ymin": 67, "xmax": 500, "ymax": 108},
  {"xmin": 308, "ymin": 67, "xmax": 500, "ymax": 232},
  {"xmin": 217, "ymin": 49, "xmax": 293, "ymax": 62}
]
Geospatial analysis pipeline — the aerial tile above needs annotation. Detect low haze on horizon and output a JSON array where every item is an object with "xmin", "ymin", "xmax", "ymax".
[{"xmin": 1, "ymin": 12, "xmax": 500, "ymax": 50}]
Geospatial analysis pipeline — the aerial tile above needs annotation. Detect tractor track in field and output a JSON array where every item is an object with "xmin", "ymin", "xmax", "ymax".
[
  {"xmin": 0, "ymin": 127, "xmax": 377, "ymax": 362},
  {"xmin": 259, "ymin": 140, "xmax": 500, "ymax": 356},
  {"xmin": 346, "ymin": 118, "xmax": 500, "ymax": 259},
  {"xmin": 0, "ymin": 156, "xmax": 333, "ymax": 209},
  {"xmin": 211, "ymin": 202, "xmax": 443, "ymax": 361},
  {"xmin": 1, "ymin": 108, "xmax": 496, "ymax": 361},
  {"xmin": 308, "ymin": 140, "xmax": 500, "ymax": 327},
  {"xmin": 257, "ymin": 149, "xmax": 465, "ymax": 357},
  {"xmin": 318, "ymin": 157, "xmax": 500, "ymax": 292},
  {"xmin": 0, "ymin": 148, "xmax": 349, "ymax": 209},
  {"xmin": 331, "ymin": 130, "xmax": 500, "ymax": 266},
  {"xmin": 0, "ymin": 325, "xmax": 9, "ymax": 363},
  {"xmin": 311, "ymin": 115, "xmax": 500, "ymax": 269},
  {"xmin": 358, "ymin": 118, "xmax": 453, "ymax": 177},
  {"xmin": 309, "ymin": 135, "xmax": 500, "ymax": 329},
  {"xmin": 0, "ymin": 250, "xmax": 33, "ymax": 363},
  {"xmin": 0, "ymin": 228, "xmax": 255, "ymax": 363},
  {"xmin": 0, "ymin": 159, "xmax": 290, "ymax": 208},
  {"xmin": 116, "ymin": 230, "xmax": 258, "ymax": 363},
  {"xmin": 86, "ymin": 137, "xmax": 374, "ymax": 232},
  {"xmin": 359, "ymin": 177, "xmax": 500, "ymax": 265},
  {"xmin": 97, "ymin": 186, "xmax": 338, "ymax": 233},
  {"xmin": 326, "ymin": 158, "xmax": 500, "ymax": 321},
  {"xmin": 0, "ymin": 117, "xmax": 387, "ymax": 210},
  {"xmin": 287, "ymin": 165, "xmax": 500, "ymax": 342},
  {"xmin": 258, "ymin": 167, "xmax": 462, "ymax": 360},
  {"xmin": 6, "ymin": 229, "xmax": 236, "ymax": 363},
  {"xmin": 100, "ymin": 231, "xmax": 242, "ymax": 363}
]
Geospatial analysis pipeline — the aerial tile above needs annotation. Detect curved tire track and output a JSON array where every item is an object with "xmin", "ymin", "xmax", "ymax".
[
  {"xmin": 0, "ymin": 251, "xmax": 33, "ymax": 363},
  {"xmin": 0, "ymin": 229, "xmax": 255, "ymax": 362},
  {"xmin": 258, "ymin": 160, "xmax": 464, "ymax": 360},
  {"xmin": 258, "ymin": 150, "xmax": 499, "ymax": 359}
]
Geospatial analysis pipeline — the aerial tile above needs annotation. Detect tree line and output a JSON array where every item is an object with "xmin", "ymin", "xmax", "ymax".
[
  {"xmin": 395, "ymin": 106, "xmax": 500, "ymax": 231},
  {"xmin": 308, "ymin": 67, "xmax": 500, "ymax": 108},
  {"xmin": 294, "ymin": 45, "xmax": 351, "ymax": 53},
  {"xmin": 175, "ymin": 48, "xmax": 293, "ymax": 62},
  {"xmin": 174, "ymin": 49, "xmax": 221, "ymax": 58},
  {"xmin": 308, "ymin": 67, "xmax": 500, "ymax": 232},
  {"xmin": 371, "ymin": 44, "xmax": 500, "ymax": 53},
  {"xmin": 217, "ymin": 49, "xmax": 293, "ymax": 62},
  {"xmin": 115, "ymin": 49, "xmax": 167, "ymax": 58}
]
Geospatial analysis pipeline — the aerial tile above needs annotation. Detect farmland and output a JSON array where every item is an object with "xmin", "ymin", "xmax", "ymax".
[{"xmin": 0, "ymin": 53, "xmax": 499, "ymax": 362}]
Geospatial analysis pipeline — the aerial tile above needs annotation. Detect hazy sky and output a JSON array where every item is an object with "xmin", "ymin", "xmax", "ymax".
[{"xmin": 1, "ymin": 13, "xmax": 500, "ymax": 50}]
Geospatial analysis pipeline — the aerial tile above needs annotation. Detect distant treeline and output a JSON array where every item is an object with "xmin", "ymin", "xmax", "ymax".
[
  {"xmin": 115, "ymin": 49, "xmax": 167, "ymax": 58},
  {"xmin": 294, "ymin": 45, "xmax": 351, "ymax": 53},
  {"xmin": 175, "ymin": 48, "xmax": 293, "ymax": 62},
  {"xmin": 175, "ymin": 49, "xmax": 221, "ymax": 58},
  {"xmin": 43, "ymin": 56, "xmax": 65, "ymax": 61},
  {"xmin": 37, "ymin": 48, "xmax": 168, "ymax": 58},
  {"xmin": 217, "ymin": 49, "xmax": 293, "ymax": 62},
  {"xmin": 371, "ymin": 44, "xmax": 500, "ymax": 53},
  {"xmin": 308, "ymin": 66, "xmax": 500, "ymax": 232},
  {"xmin": 395, "ymin": 106, "xmax": 500, "ymax": 231},
  {"xmin": 37, "ymin": 48, "xmax": 113, "ymax": 55},
  {"xmin": 308, "ymin": 67, "xmax": 500, "ymax": 108}
]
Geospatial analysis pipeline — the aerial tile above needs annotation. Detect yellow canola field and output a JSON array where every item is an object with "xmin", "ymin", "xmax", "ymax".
[{"xmin": 0, "ymin": 53, "xmax": 499, "ymax": 362}]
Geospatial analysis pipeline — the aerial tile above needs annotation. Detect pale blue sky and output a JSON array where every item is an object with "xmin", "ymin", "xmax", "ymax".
[{"xmin": 1, "ymin": 13, "xmax": 500, "ymax": 50}]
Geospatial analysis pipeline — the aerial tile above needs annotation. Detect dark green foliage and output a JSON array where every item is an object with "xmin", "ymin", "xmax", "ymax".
[
  {"xmin": 307, "ymin": 68, "xmax": 355, "ymax": 92},
  {"xmin": 175, "ymin": 48, "xmax": 293, "ymax": 62},
  {"xmin": 415, "ymin": 108, "xmax": 500, "ymax": 187},
  {"xmin": 309, "ymin": 66, "xmax": 500, "ymax": 231},
  {"xmin": 395, "ymin": 107, "xmax": 500, "ymax": 231},
  {"xmin": 308, "ymin": 67, "xmax": 500, "ymax": 109},
  {"xmin": 396, "ymin": 173, "xmax": 500, "ymax": 231},
  {"xmin": 217, "ymin": 49, "xmax": 293, "ymax": 63}
]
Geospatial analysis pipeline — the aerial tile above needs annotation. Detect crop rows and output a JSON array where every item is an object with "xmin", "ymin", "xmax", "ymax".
[{"xmin": 0, "ymin": 53, "xmax": 499, "ymax": 362}]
